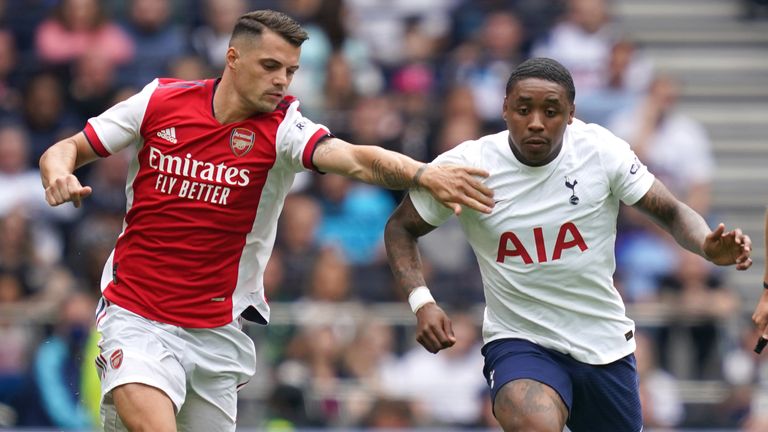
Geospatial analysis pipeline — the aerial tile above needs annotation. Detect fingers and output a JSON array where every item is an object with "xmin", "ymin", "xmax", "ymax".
[
  {"xmin": 705, "ymin": 223, "xmax": 725, "ymax": 243},
  {"xmin": 728, "ymin": 229, "xmax": 752, "ymax": 270},
  {"xmin": 459, "ymin": 166, "xmax": 490, "ymax": 179},
  {"xmin": 447, "ymin": 202, "xmax": 462, "ymax": 216},
  {"xmin": 416, "ymin": 318, "xmax": 456, "ymax": 354},
  {"xmin": 753, "ymin": 308, "xmax": 768, "ymax": 339},
  {"xmin": 45, "ymin": 176, "xmax": 91, "ymax": 207},
  {"xmin": 417, "ymin": 325, "xmax": 456, "ymax": 354},
  {"xmin": 437, "ymin": 165, "xmax": 495, "ymax": 213},
  {"xmin": 71, "ymin": 186, "xmax": 93, "ymax": 208}
]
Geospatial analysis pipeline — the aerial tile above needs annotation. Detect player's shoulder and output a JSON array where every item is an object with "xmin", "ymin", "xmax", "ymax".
[
  {"xmin": 155, "ymin": 78, "xmax": 210, "ymax": 91},
  {"xmin": 566, "ymin": 118, "xmax": 627, "ymax": 153},
  {"xmin": 435, "ymin": 130, "xmax": 508, "ymax": 167},
  {"xmin": 147, "ymin": 78, "xmax": 212, "ymax": 102}
]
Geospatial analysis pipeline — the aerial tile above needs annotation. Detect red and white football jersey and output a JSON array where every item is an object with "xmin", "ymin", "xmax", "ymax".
[{"xmin": 84, "ymin": 78, "xmax": 330, "ymax": 328}]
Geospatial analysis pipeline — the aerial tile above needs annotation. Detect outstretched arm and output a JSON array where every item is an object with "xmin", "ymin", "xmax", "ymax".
[
  {"xmin": 752, "ymin": 209, "xmax": 768, "ymax": 341},
  {"xmin": 633, "ymin": 179, "xmax": 751, "ymax": 269},
  {"xmin": 385, "ymin": 196, "xmax": 456, "ymax": 353},
  {"xmin": 40, "ymin": 132, "xmax": 99, "ymax": 208},
  {"xmin": 312, "ymin": 137, "xmax": 494, "ymax": 215}
]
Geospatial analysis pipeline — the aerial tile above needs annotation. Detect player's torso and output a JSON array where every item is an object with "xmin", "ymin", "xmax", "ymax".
[
  {"xmin": 105, "ymin": 80, "xmax": 296, "ymax": 327},
  {"xmin": 129, "ymin": 80, "xmax": 280, "ymax": 232},
  {"xmin": 462, "ymin": 133, "xmax": 618, "ymax": 276}
]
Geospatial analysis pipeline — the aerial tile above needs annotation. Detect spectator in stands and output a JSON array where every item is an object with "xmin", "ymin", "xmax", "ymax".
[
  {"xmin": 190, "ymin": 0, "xmax": 247, "ymax": 70},
  {"xmin": 720, "ymin": 323, "xmax": 768, "ymax": 428},
  {"xmin": 314, "ymin": 173, "xmax": 396, "ymax": 301},
  {"xmin": 0, "ymin": 271, "xmax": 38, "ymax": 424},
  {"xmin": 446, "ymin": 9, "xmax": 526, "ymax": 132},
  {"xmin": 18, "ymin": 72, "xmax": 81, "ymax": 166},
  {"xmin": 31, "ymin": 290, "xmax": 97, "ymax": 429},
  {"xmin": 576, "ymin": 38, "xmax": 654, "ymax": 126},
  {"xmin": 743, "ymin": 0, "xmax": 768, "ymax": 20},
  {"xmin": 358, "ymin": 396, "xmax": 418, "ymax": 429},
  {"xmin": 68, "ymin": 51, "xmax": 128, "ymax": 122},
  {"xmin": 655, "ymin": 251, "xmax": 739, "ymax": 379},
  {"xmin": 635, "ymin": 329, "xmax": 684, "ymax": 428},
  {"xmin": 118, "ymin": 0, "xmax": 190, "ymax": 89},
  {"xmin": 0, "ymin": 30, "xmax": 21, "ymax": 116},
  {"xmin": 340, "ymin": 319, "xmax": 398, "ymax": 389},
  {"xmin": 381, "ymin": 312, "xmax": 487, "ymax": 427},
  {"xmin": 167, "ymin": 54, "xmax": 213, "ymax": 82},
  {"xmin": 609, "ymin": 73, "xmax": 716, "ymax": 303},
  {"xmin": 532, "ymin": 0, "xmax": 620, "ymax": 96},
  {"xmin": 0, "ymin": 124, "xmax": 78, "ymax": 230},
  {"xmin": 274, "ymin": 193, "xmax": 323, "ymax": 301},
  {"xmin": 34, "ymin": 0, "xmax": 134, "ymax": 68}
]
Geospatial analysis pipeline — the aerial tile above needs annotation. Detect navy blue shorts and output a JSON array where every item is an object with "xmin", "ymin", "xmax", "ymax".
[{"xmin": 482, "ymin": 338, "xmax": 642, "ymax": 432}]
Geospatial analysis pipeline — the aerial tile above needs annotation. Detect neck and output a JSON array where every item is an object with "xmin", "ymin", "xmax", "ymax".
[{"xmin": 212, "ymin": 76, "xmax": 249, "ymax": 124}]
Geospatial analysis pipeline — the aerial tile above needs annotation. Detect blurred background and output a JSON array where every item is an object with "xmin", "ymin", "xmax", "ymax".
[{"xmin": 0, "ymin": 0, "xmax": 767, "ymax": 430}]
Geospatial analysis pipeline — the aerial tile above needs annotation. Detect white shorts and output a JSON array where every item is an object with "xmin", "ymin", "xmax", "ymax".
[{"xmin": 94, "ymin": 298, "xmax": 256, "ymax": 431}]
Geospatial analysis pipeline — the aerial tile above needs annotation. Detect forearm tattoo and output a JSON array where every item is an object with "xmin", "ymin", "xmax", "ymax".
[
  {"xmin": 371, "ymin": 158, "xmax": 412, "ymax": 189},
  {"xmin": 636, "ymin": 180, "xmax": 709, "ymax": 254}
]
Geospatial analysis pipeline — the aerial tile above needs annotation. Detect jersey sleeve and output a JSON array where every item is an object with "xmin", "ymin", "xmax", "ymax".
[
  {"xmin": 599, "ymin": 127, "xmax": 655, "ymax": 205},
  {"xmin": 409, "ymin": 143, "xmax": 474, "ymax": 227},
  {"xmin": 275, "ymin": 99, "xmax": 331, "ymax": 173},
  {"xmin": 83, "ymin": 79, "xmax": 158, "ymax": 157}
]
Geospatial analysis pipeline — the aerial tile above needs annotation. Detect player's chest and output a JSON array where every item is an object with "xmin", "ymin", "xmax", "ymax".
[
  {"xmin": 467, "ymin": 164, "xmax": 612, "ymax": 262},
  {"xmin": 141, "ymin": 121, "xmax": 278, "ymax": 174}
]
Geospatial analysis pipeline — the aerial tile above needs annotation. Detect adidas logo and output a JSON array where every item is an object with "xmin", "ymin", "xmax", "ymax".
[{"xmin": 157, "ymin": 127, "xmax": 177, "ymax": 144}]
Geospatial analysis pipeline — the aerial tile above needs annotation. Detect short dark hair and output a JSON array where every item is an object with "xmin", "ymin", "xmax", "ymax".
[
  {"xmin": 505, "ymin": 58, "xmax": 576, "ymax": 103},
  {"xmin": 230, "ymin": 10, "xmax": 309, "ymax": 47}
]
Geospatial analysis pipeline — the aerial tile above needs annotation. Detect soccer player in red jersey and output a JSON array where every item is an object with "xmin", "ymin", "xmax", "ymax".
[{"xmin": 39, "ymin": 10, "xmax": 494, "ymax": 432}]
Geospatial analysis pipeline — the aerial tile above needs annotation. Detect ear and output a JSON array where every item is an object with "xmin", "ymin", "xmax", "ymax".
[
  {"xmin": 225, "ymin": 47, "xmax": 239, "ymax": 70},
  {"xmin": 502, "ymin": 96, "xmax": 509, "ymax": 120},
  {"xmin": 568, "ymin": 104, "xmax": 575, "ymax": 125}
]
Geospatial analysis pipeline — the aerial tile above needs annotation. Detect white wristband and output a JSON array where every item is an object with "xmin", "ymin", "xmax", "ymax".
[{"xmin": 408, "ymin": 286, "xmax": 435, "ymax": 314}]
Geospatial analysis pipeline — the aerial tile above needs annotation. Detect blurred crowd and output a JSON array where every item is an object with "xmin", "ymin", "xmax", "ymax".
[{"xmin": 0, "ymin": 0, "xmax": 767, "ymax": 430}]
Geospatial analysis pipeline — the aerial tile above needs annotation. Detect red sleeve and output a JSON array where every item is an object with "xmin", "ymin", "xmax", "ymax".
[
  {"xmin": 83, "ymin": 123, "xmax": 110, "ymax": 157},
  {"xmin": 302, "ymin": 129, "xmax": 331, "ymax": 172}
]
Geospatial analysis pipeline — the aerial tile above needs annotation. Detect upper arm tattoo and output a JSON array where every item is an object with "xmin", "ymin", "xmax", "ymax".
[
  {"xmin": 633, "ymin": 179, "xmax": 678, "ymax": 226},
  {"xmin": 312, "ymin": 137, "xmax": 336, "ymax": 162},
  {"xmin": 397, "ymin": 196, "xmax": 438, "ymax": 238}
]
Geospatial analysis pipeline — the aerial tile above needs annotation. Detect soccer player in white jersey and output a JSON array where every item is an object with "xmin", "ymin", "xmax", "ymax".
[
  {"xmin": 385, "ymin": 57, "xmax": 752, "ymax": 432},
  {"xmin": 38, "ymin": 10, "xmax": 495, "ymax": 432}
]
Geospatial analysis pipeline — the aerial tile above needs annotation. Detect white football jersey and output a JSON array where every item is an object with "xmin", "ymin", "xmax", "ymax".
[{"xmin": 410, "ymin": 119, "xmax": 655, "ymax": 364}]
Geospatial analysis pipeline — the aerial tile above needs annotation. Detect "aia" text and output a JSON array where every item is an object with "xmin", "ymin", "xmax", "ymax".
[{"xmin": 496, "ymin": 222, "xmax": 588, "ymax": 264}]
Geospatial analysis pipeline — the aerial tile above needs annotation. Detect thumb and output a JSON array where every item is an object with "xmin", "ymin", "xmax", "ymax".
[
  {"xmin": 80, "ymin": 185, "xmax": 93, "ymax": 199},
  {"xmin": 71, "ymin": 186, "xmax": 93, "ymax": 208},
  {"xmin": 447, "ymin": 202, "xmax": 462, "ymax": 216},
  {"xmin": 711, "ymin": 223, "xmax": 725, "ymax": 238}
]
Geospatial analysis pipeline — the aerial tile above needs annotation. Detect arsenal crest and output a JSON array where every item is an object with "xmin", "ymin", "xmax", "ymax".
[
  {"xmin": 230, "ymin": 128, "xmax": 255, "ymax": 157},
  {"xmin": 110, "ymin": 348, "xmax": 124, "ymax": 369}
]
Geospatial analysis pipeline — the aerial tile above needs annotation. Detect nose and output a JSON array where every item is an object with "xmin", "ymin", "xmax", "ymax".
[
  {"xmin": 272, "ymin": 71, "xmax": 288, "ymax": 88},
  {"xmin": 528, "ymin": 112, "xmax": 544, "ymax": 131}
]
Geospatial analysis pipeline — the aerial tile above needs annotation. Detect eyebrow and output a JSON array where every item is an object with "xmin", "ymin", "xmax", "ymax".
[{"xmin": 515, "ymin": 95, "xmax": 562, "ymax": 104}]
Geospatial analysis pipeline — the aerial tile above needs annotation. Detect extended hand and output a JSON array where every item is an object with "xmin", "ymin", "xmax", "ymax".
[
  {"xmin": 414, "ymin": 303, "xmax": 456, "ymax": 354},
  {"xmin": 44, "ymin": 174, "xmax": 92, "ymax": 208},
  {"xmin": 753, "ymin": 293, "xmax": 768, "ymax": 341},
  {"xmin": 702, "ymin": 223, "xmax": 752, "ymax": 270},
  {"xmin": 419, "ymin": 164, "xmax": 494, "ymax": 215}
]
